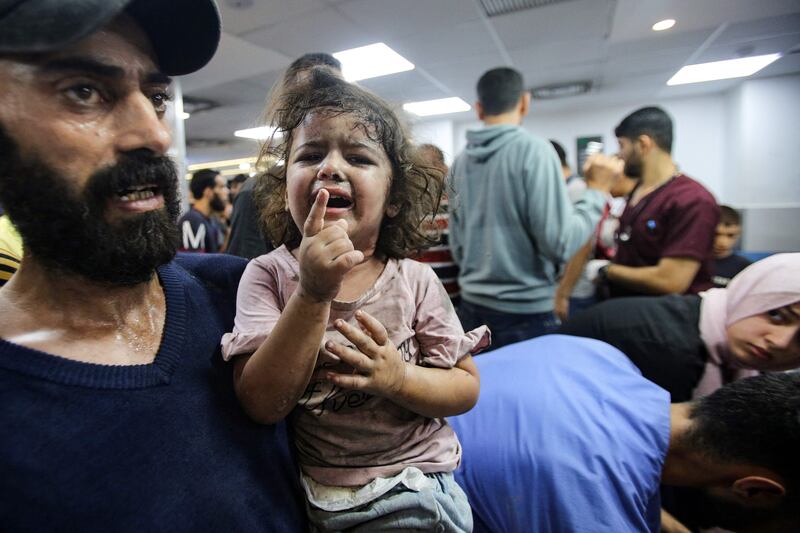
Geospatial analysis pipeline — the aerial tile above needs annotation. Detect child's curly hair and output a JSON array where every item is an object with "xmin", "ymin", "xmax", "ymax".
[{"xmin": 253, "ymin": 67, "xmax": 443, "ymax": 260}]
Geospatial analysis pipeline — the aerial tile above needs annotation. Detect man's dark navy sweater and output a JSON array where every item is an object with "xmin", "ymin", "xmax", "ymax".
[{"xmin": 0, "ymin": 254, "xmax": 306, "ymax": 532}]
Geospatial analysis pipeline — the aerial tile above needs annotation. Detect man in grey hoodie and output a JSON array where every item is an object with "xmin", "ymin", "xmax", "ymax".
[{"xmin": 448, "ymin": 67, "xmax": 613, "ymax": 350}]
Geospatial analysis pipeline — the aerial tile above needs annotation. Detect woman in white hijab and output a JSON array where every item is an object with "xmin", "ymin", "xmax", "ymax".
[{"xmin": 559, "ymin": 253, "xmax": 800, "ymax": 400}]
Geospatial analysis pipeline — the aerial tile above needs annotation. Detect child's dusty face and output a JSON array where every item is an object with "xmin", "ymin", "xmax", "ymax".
[
  {"xmin": 726, "ymin": 303, "xmax": 800, "ymax": 371},
  {"xmin": 713, "ymin": 223, "xmax": 741, "ymax": 258},
  {"xmin": 286, "ymin": 111, "xmax": 393, "ymax": 252}
]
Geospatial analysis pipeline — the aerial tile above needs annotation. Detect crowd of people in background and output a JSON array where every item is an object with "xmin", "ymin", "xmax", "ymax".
[{"xmin": 1, "ymin": 1, "xmax": 798, "ymax": 533}]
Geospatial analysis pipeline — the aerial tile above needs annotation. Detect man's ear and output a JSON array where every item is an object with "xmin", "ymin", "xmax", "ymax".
[
  {"xmin": 475, "ymin": 101, "xmax": 485, "ymax": 121},
  {"xmin": 519, "ymin": 91, "xmax": 531, "ymax": 116},
  {"xmin": 732, "ymin": 476, "xmax": 786, "ymax": 507},
  {"xmin": 636, "ymin": 134, "xmax": 653, "ymax": 155}
]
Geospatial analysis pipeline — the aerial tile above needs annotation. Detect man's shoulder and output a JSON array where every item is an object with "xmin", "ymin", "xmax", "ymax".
[
  {"xmin": 178, "ymin": 208, "xmax": 207, "ymax": 224},
  {"xmin": 670, "ymin": 175, "xmax": 717, "ymax": 205},
  {"xmin": 171, "ymin": 253, "xmax": 248, "ymax": 291},
  {"xmin": 497, "ymin": 126, "xmax": 548, "ymax": 151}
]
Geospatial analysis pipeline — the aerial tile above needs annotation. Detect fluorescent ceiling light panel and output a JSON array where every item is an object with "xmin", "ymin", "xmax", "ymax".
[
  {"xmin": 234, "ymin": 126, "xmax": 281, "ymax": 140},
  {"xmin": 403, "ymin": 97, "xmax": 471, "ymax": 117},
  {"xmin": 667, "ymin": 54, "xmax": 781, "ymax": 85},
  {"xmin": 187, "ymin": 156, "xmax": 257, "ymax": 172},
  {"xmin": 333, "ymin": 43, "xmax": 414, "ymax": 82},
  {"xmin": 179, "ymin": 111, "xmax": 191, "ymax": 120},
  {"xmin": 652, "ymin": 19, "xmax": 675, "ymax": 31}
]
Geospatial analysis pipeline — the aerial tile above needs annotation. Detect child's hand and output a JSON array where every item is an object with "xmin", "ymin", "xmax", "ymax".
[
  {"xmin": 324, "ymin": 310, "xmax": 407, "ymax": 398},
  {"xmin": 297, "ymin": 189, "xmax": 365, "ymax": 302}
]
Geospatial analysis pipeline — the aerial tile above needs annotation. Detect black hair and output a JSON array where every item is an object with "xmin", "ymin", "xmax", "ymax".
[
  {"xmin": 189, "ymin": 169, "xmax": 219, "ymax": 200},
  {"xmin": 549, "ymin": 139, "xmax": 567, "ymax": 167},
  {"xmin": 254, "ymin": 67, "xmax": 442, "ymax": 259},
  {"xmin": 614, "ymin": 106, "xmax": 673, "ymax": 153},
  {"xmin": 686, "ymin": 373, "xmax": 800, "ymax": 494},
  {"xmin": 476, "ymin": 67, "xmax": 525, "ymax": 116},
  {"xmin": 228, "ymin": 173, "xmax": 248, "ymax": 187},
  {"xmin": 286, "ymin": 53, "xmax": 342, "ymax": 83},
  {"xmin": 262, "ymin": 53, "xmax": 345, "ymax": 129},
  {"xmin": 719, "ymin": 205, "xmax": 742, "ymax": 226}
]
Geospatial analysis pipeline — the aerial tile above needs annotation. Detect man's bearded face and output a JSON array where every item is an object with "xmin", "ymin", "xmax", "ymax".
[{"xmin": 0, "ymin": 125, "xmax": 180, "ymax": 285}]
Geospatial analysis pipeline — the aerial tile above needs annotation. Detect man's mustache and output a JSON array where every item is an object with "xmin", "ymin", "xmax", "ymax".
[{"xmin": 84, "ymin": 152, "xmax": 178, "ymax": 203}]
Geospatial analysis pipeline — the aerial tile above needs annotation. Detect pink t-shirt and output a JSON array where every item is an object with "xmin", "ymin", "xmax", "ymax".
[{"xmin": 221, "ymin": 246, "xmax": 490, "ymax": 486}]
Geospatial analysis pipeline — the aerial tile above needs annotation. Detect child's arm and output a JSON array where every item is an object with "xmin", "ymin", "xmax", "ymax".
[
  {"xmin": 324, "ymin": 310, "xmax": 480, "ymax": 418},
  {"xmin": 232, "ymin": 191, "xmax": 364, "ymax": 424}
]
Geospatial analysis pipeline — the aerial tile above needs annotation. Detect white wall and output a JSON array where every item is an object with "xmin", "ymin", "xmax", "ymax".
[
  {"xmin": 408, "ymin": 119, "xmax": 456, "ymax": 165},
  {"xmin": 724, "ymin": 74, "xmax": 800, "ymax": 208},
  {"xmin": 452, "ymin": 94, "xmax": 728, "ymax": 199},
  {"xmin": 724, "ymin": 74, "xmax": 800, "ymax": 251}
]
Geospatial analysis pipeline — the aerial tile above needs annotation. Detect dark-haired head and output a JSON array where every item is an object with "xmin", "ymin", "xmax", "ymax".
[
  {"xmin": 286, "ymin": 53, "xmax": 342, "ymax": 85},
  {"xmin": 262, "ymin": 53, "xmax": 345, "ymax": 128},
  {"xmin": 477, "ymin": 67, "xmax": 525, "ymax": 116},
  {"xmin": 550, "ymin": 140, "xmax": 567, "ymax": 168},
  {"xmin": 614, "ymin": 106, "xmax": 673, "ymax": 153},
  {"xmin": 189, "ymin": 169, "xmax": 219, "ymax": 200},
  {"xmin": 228, "ymin": 173, "xmax": 248, "ymax": 187},
  {"xmin": 719, "ymin": 205, "xmax": 742, "ymax": 227},
  {"xmin": 680, "ymin": 372, "xmax": 800, "ymax": 530},
  {"xmin": 254, "ymin": 68, "xmax": 442, "ymax": 259}
]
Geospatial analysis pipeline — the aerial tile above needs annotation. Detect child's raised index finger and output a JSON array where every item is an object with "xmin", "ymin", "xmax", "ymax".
[{"xmin": 303, "ymin": 189, "xmax": 328, "ymax": 237}]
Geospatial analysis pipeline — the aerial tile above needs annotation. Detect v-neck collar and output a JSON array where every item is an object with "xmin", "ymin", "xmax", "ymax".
[
  {"xmin": 277, "ymin": 245, "xmax": 397, "ymax": 313},
  {"xmin": 0, "ymin": 262, "xmax": 187, "ymax": 389}
]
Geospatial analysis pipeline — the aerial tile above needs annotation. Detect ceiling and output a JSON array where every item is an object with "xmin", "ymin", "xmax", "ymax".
[{"xmin": 179, "ymin": 0, "xmax": 800, "ymax": 163}]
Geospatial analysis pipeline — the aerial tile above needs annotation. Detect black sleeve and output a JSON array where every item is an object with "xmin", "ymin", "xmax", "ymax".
[
  {"xmin": 226, "ymin": 185, "xmax": 271, "ymax": 259},
  {"xmin": 559, "ymin": 295, "xmax": 707, "ymax": 401}
]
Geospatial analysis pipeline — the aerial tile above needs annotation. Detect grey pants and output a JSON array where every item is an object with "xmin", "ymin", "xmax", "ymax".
[{"xmin": 306, "ymin": 472, "xmax": 473, "ymax": 533}]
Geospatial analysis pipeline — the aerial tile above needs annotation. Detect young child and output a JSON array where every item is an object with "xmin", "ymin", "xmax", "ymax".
[
  {"xmin": 712, "ymin": 205, "xmax": 751, "ymax": 288},
  {"xmin": 221, "ymin": 69, "xmax": 488, "ymax": 532}
]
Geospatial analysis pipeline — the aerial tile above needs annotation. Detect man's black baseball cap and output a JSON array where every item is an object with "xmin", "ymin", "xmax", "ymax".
[{"xmin": 0, "ymin": 0, "xmax": 221, "ymax": 75}]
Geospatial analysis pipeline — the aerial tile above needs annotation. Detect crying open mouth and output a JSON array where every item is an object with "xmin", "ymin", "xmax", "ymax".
[{"xmin": 326, "ymin": 196, "xmax": 353, "ymax": 208}]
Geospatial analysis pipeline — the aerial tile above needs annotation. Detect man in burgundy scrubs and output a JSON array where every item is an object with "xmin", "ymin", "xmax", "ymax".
[{"xmin": 586, "ymin": 106, "xmax": 719, "ymax": 298}]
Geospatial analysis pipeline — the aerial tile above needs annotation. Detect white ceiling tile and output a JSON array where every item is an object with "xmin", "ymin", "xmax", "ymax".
[
  {"xmin": 715, "ymin": 13, "xmax": 800, "ymax": 45},
  {"xmin": 183, "ymin": 79, "xmax": 270, "ymax": 107},
  {"xmin": 606, "ymin": 28, "xmax": 713, "ymax": 59},
  {"xmin": 358, "ymin": 71, "xmax": 448, "ymax": 104},
  {"xmin": 178, "ymin": 0, "xmax": 800, "ymax": 148},
  {"xmin": 388, "ymin": 20, "xmax": 497, "ymax": 69},
  {"xmin": 218, "ymin": 0, "xmax": 328, "ymax": 36},
  {"xmin": 185, "ymin": 102, "xmax": 266, "ymax": 140},
  {"xmin": 509, "ymin": 39, "xmax": 606, "ymax": 73},
  {"xmin": 243, "ymin": 6, "xmax": 378, "ymax": 58},
  {"xmin": 491, "ymin": 0, "xmax": 615, "ymax": 50},
  {"xmin": 179, "ymin": 32, "xmax": 291, "ymax": 92},
  {"xmin": 610, "ymin": 0, "xmax": 800, "ymax": 43},
  {"xmin": 696, "ymin": 34, "xmax": 800, "ymax": 63},
  {"xmin": 335, "ymin": 0, "xmax": 481, "ymax": 40}
]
